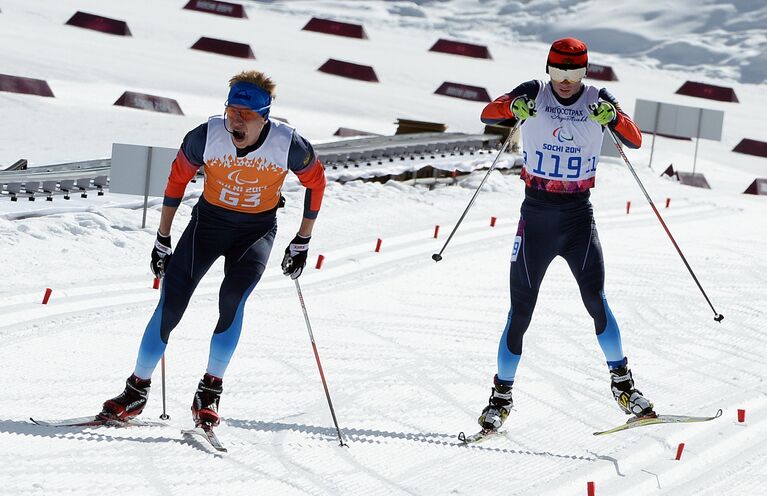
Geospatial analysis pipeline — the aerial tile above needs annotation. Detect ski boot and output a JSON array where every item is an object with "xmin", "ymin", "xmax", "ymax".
[
  {"xmin": 610, "ymin": 361, "xmax": 656, "ymax": 418},
  {"xmin": 191, "ymin": 373, "xmax": 223, "ymax": 427},
  {"xmin": 100, "ymin": 374, "xmax": 151, "ymax": 420},
  {"xmin": 478, "ymin": 375, "xmax": 513, "ymax": 431}
]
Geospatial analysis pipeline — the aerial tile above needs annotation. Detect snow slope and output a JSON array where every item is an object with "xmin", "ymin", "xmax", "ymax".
[
  {"xmin": 1, "ymin": 1, "xmax": 766, "ymax": 495},
  {"xmin": 253, "ymin": 0, "xmax": 767, "ymax": 83}
]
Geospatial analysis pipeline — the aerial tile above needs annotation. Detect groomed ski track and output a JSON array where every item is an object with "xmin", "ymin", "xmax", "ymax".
[{"xmin": 1, "ymin": 164, "xmax": 765, "ymax": 495}]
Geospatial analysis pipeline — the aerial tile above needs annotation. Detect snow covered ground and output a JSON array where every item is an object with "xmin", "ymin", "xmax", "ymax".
[{"xmin": 1, "ymin": 1, "xmax": 766, "ymax": 495}]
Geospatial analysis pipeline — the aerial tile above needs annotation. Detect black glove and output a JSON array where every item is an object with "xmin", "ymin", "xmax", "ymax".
[
  {"xmin": 281, "ymin": 234, "xmax": 311, "ymax": 280},
  {"xmin": 150, "ymin": 230, "xmax": 173, "ymax": 279}
]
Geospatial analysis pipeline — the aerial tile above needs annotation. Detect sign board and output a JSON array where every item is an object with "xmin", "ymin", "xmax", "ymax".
[
  {"xmin": 676, "ymin": 81, "xmax": 738, "ymax": 103},
  {"xmin": 429, "ymin": 39, "xmax": 492, "ymax": 59},
  {"xmin": 586, "ymin": 63, "xmax": 618, "ymax": 81},
  {"xmin": 183, "ymin": 0, "xmax": 247, "ymax": 18},
  {"xmin": 634, "ymin": 99, "xmax": 723, "ymax": 140},
  {"xmin": 744, "ymin": 178, "xmax": 767, "ymax": 195},
  {"xmin": 191, "ymin": 37, "xmax": 255, "ymax": 59},
  {"xmin": 0, "ymin": 74, "xmax": 54, "ymax": 97},
  {"xmin": 434, "ymin": 82, "xmax": 491, "ymax": 102},
  {"xmin": 733, "ymin": 138, "xmax": 767, "ymax": 158},
  {"xmin": 114, "ymin": 91, "xmax": 184, "ymax": 115},
  {"xmin": 675, "ymin": 171, "xmax": 711, "ymax": 189},
  {"xmin": 66, "ymin": 11, "xmax": 132, "ymax": 36},
  {"xmin": 634, "ymin": 99, "xmax": 724, "ymax": 170},
  {"xmin": 110, "ymin": 144, "xmax": 176, "ymax": 197},
  {"xmin": 318, "ymin": 59, "xmax": 378, "ymax": 82},
  {"xmin": 111, "ymin": 143, "xmax": 178, "ymax": 227},
  {"xmin": 302, "ymin": 17, "xmax": 367, "ymax": 39}
]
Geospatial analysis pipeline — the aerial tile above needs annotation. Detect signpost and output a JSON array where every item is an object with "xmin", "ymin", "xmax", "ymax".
[
  {"xmin": 110, "ymin": 143, "xmax": 177, "ymax": 228},
  {"xmin": 634, "ymin": 99, "xmax": 724, "ymax": 171}
]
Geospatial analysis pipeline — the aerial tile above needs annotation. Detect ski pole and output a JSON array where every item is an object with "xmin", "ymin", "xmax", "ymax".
[
  {"xmin": 294, "ymin": 279, "xmax": 348, "ymax": 447},
  {"xmin": 602, "ymin": 119, "xmax": 724, "ymax": 322},
  {"xmin": 432, "ymin": 120, "xmax": 521, "ymax": 262},
  {"xmin": 159, "ymin": 354, "xmax": 170, "ymax": 420}
]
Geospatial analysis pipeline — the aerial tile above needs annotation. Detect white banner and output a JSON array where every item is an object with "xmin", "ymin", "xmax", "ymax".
[
  {"xmin": 634, "ymin": 99, "xmax": 723, "ymax": 141},
  {"xmin": 110, "ymin": 143, "xmax": 177, "ymax": 197}
]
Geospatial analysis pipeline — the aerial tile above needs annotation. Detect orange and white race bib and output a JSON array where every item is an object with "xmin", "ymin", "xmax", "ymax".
[{"xmin": 202, "ymin": 116, "xmax": 294, "ymax": 213}]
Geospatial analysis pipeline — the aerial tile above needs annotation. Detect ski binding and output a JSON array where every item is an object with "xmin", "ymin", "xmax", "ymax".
[{"xmin": 458, "ymin": 428, "xmax": 504, "ymax": 444}]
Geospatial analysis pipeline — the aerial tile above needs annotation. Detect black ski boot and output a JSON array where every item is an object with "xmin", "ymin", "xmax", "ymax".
[
  {"xmin": 191, "ymin": 373, "xmax": 223, "ymax": 427},
  {"xmin": 100, "ymin": 374, "xmax": 151, "ymax": 420},
  {"xmin": 610, "ymin": 362, "xmax": 655, "ymax": 417},
  {"xmin": 478, "ymin": 375, "xmax": 513, "ymax": 431}
]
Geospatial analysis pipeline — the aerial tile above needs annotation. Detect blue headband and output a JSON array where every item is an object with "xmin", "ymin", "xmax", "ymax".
[{"xmin": 226, "ymin": 82, "xmax": 271, "ymax": 118}]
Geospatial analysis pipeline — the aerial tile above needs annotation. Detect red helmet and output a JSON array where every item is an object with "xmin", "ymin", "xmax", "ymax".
[{"xmin": 547, "ymin": 37, "xmax": 588, "ymax": 72}]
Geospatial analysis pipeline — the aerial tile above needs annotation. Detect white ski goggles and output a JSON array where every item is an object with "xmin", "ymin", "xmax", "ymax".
[{"xmin": 548, "ymin": 66, "xmax": 587, "ymax": 82}]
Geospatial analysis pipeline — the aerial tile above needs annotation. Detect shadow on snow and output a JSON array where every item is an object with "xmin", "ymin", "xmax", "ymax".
[{"xmin": 225, "ymin": 418, "xmax": 598, "ymax": 461}]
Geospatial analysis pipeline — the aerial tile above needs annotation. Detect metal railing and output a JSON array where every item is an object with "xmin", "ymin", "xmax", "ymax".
[{"xmin": 1, "ymin": 132, "xmax": 518, "ymax": 201}]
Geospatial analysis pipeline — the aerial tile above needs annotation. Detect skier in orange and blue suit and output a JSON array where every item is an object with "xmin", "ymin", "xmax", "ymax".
[{"xmin": 100, "ymin": 70, "xmax": 326, "ymax": 427}]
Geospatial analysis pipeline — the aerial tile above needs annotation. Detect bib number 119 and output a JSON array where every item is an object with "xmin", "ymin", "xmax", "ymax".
[{"xmin": 525, "ymin": 151, "xmax": 598, "ymax": 179}]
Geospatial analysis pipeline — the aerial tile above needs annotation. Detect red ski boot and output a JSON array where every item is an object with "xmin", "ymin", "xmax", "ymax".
[
  {"xmin": 100, "ymin": 374, "xmax": 151, "ymax": 420},
  {"xmin": 191, "ymin": 373, "xmax": 223, "ymax": 427}
]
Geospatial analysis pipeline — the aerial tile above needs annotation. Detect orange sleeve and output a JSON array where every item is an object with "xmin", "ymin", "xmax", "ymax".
[
  {"xmin": 294, "ymin": 158, "xmax": 326, "ymax": 219},
  {"xmin": 481, "ymin": 81, "xmax": 541, "ymax": 125},
  {"xmin": 163, "ymin": 149, "xmax": 201, "ymax": 207},
  {"xmin": 611, "ymin": 112, "xmax": 642, "ymax": 149},
  {"xmin": 481, "ymin": 94, "xmax": 516, "ymax": 124}
]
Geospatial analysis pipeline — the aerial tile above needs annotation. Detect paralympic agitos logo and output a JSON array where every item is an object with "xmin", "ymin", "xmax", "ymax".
[
  {"xmin": 552, "ymin": 127, "xmax": 574, "ymax": 143},
  {"xmin": 228, "ymin": 170, "xmax": 260, "ymax": 185}
]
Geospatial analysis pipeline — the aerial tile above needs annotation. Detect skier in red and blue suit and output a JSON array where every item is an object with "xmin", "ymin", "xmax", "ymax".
[
  {"xmin": 100, "ymin": 70, "xmax": 326, "ymax": 427},
  {"xmin": 475, "ymin": 38, "xmax": 656, "ymax": 432}
]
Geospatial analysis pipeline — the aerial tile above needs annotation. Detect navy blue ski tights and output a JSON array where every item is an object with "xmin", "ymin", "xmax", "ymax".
[
  {"xmin": 133, "ymin": 197, "xmax": 276, "ymax": 380},
  {"xmin": 496, "ymin": 189, "xmax": 625, "ymax": 383}
]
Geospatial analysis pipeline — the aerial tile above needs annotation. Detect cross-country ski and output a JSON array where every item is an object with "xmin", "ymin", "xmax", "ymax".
[
  {"xmin": 593, "ymin": 409, "xmax": 723, "ymax": 436},
  {"xmin": 29, "ymin": 416, "xmax": 167, "ymax": 428},
  {"xmin": 182, "ymin": 424, "xmax": 228, "ymax": 453}
]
